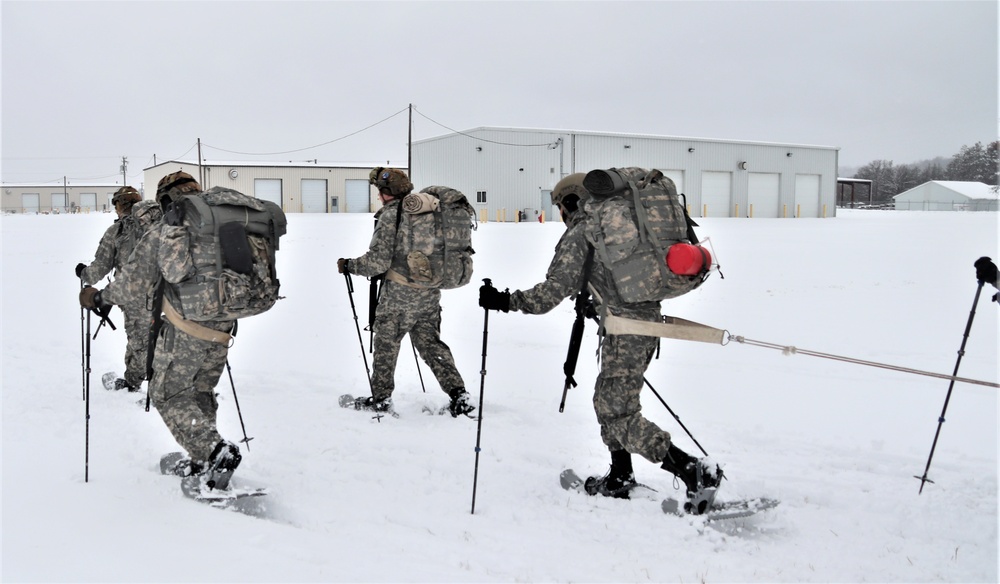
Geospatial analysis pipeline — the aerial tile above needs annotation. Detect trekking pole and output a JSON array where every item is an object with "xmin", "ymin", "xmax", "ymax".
[
  {"xmin": 345, "ymin": 272, "xmax": 373, "ymax": 390},
  {"xmin": 412, "ymin": 341, "xmax": 426, "ymax": 393},
  {"xmin": 85, "ymin": 307, "xmax": 92, "ymax": 483},
  {"xmin": 80, "ymin": 278, "xmax": 86, "ymax": 400},
  {"xmin": 642, "ymin": 378, "xmax": 709, "ymax": 457},
  {"xmin": 471, "ymin": 278, "xmax": 492, "ymax": 514},
  {"xmin": 224, "ymin": 359, "xmax": 254, "ymax": 450},
  {"xmin": 345, "ymin": 271, "xmax": 380, "ymax": 422},
  {"xmin": 915, "ymin": 280, "xmax": 985, "ymax": 493}
]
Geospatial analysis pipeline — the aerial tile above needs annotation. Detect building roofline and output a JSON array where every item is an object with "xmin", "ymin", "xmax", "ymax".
[
  {"xmin": 143, "ymin": 160, "xmax": 401, "ymax": 172},
  {"xmin": 414, "ymin": 125, "xmax": 840, "ymax": 151}
]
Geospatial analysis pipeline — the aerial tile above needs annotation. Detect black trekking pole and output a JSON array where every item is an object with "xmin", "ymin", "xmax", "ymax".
[
  {"xmin": 411, "ymin": 341, "xmax": 426, "ymax": 393},
  {"xmin": 80, "ymin": 278, "xmax": 86, "ymax": 400},
  {"xmin": 225, "ymin": 360, "xmax": 254, "ymax": 450},
  {"xmin": 915, "ymin": 280, "xmax": 985, "ymax": 493},
  {"xmin": 345, "ymin": 271, "xmax": 380, "ymax": 422},
  {"xmin": 84, "ymin": 307, "xmax": 92, "ymax": 483},
  {"xmin": 642, "ymin": 378, "xmax": 710, "ymax": 457},
  {"xmin": 471, "ymin": 279, "xmax": 492, "ymax": 514}
]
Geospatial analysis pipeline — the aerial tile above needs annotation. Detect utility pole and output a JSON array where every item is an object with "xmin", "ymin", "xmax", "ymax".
[
  {"xmin": 120, "ymin": 156, "xmax": 128, "ymax": 186},
  {"xmin": 197, "ymin": 138, "xmax": 204, "ymax": 187}
]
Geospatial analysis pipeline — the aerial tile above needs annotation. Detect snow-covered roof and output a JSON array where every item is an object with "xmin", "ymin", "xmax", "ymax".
[
  {"xmin": 893, "ymin": 180, "xmax": 997, "ymax": 201},
  {"xmin": 144, "ymin": 160, "xmax": 402, "ymax": 172}
]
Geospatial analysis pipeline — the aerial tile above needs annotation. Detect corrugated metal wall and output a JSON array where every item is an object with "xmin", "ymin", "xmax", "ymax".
[{"xmin": 413, "ymin": 128, "xmax": 839, "ymax": 219}]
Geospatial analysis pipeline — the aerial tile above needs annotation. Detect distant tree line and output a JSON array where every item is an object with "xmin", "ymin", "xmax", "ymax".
[{"xmin": 852, "ymin": 141, "xmax": 999, "ymax": 203}]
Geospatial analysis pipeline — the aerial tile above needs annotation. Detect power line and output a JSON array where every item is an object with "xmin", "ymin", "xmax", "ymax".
[
  {"xmin": 412, "ymin": 107, "xmax": 557, "ymax": 148},
  {"xmin": 201, "ymin": 106, "xmax": 410, "ymax": 156}
]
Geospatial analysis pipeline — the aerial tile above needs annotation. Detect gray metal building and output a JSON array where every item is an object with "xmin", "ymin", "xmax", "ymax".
[{"xmin": 411, "ymin": 127, "xmax": 840, "ymax": 220}]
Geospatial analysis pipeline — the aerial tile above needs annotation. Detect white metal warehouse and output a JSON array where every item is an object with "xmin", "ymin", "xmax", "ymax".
[
  {"xmin": 410, "ymin": 127, "xmax": 840, "ymax": 220},
  {"xmin": 893, "ymin": 181, "xmax": 999, "ymax": 211}
]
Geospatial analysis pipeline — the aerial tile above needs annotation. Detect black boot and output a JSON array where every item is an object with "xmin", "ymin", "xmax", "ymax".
[
  {"xmin": 201, "ymin": 440, "xmax": 242, "ymax": 491},
  {"xmin": 585, "ymin": 450, "xmax": 637, "ymax": 499},
  {"xmin": 661, "ymin": 443, "xmax": 723, "ymax": 514},
  {"xmin": 447, "ymin": 388, "xmax": 476, "ymax": 418}
]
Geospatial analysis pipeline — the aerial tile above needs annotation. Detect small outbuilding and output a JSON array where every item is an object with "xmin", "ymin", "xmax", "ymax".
[{"xmin": 893, "ymin": 181, "xmax": 999, "ymax": 211}]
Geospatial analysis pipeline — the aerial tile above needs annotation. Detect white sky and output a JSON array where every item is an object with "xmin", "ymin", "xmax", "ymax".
[{"xmin": 2, "ymin": 0, "xmax": 997, "ymax": 185}]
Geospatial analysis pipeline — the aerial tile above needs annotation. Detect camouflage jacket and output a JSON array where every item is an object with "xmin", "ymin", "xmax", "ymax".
[
  {"xmin": 81, "ymin": 219, "xmax": 136, "ymax": 286},
  {"xmin": 349, "ymin": 201, "xmax": 402, "ymax": 278},
  {"xmin": 510, "ymin": 213, "xmax": 661, "ymax": 321},
  {"xmin": 100, "ymin": 221, "xmax": 227, "ymax": 327}
]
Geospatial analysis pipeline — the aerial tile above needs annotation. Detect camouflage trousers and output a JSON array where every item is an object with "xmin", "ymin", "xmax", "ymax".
[
  {"xmin": 593, "ymin": 331, "xmax": 672, "ymax": 464},
  {"xmin": 370, "ymin": 282, "xmax": 465, "ymax": 400},
  {"xmin": 149, "ymin": 320, "xmax": 232, "ymax": 462},
  {"xmin": 120, "ymin": 304, "xmax": 150, "ymax": 388}
]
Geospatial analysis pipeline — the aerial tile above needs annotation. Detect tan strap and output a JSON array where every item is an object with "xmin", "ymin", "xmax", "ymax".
[
  {"xmin": 603, "ymin": 313, "xmax": 725, "ymax": 345},
  {"xmin": 384, "ymin": 269, "xmax": 434, "ymax": 289},
  {"xmin": 162, "ymin": 297, "xmax": 233, "ymax": 345}
]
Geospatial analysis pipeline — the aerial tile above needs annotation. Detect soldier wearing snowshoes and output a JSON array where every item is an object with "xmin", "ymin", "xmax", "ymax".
[
  {"xmin": 478, "ymin": 172, "xmax": 723, "ymax": 514},
  {"xmin": 78, "ymin": 171, "xmax": 242, "ymax": 493},
  {"xmin": 337, "ymin": 168, "xmax": 474, "ymax": 418},
  {"xmin": 75, "ymin": 185, "xmax": 149, "ymax": 393}
]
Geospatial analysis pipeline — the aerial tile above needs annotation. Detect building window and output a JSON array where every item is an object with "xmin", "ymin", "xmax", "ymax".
[{"xmin": 476, "ymin": 191, "xmax": 487, "ymax": 203}]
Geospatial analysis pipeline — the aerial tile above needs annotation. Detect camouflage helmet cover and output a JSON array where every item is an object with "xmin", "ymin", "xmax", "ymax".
[
  {"xmin": 550, "ymin": 173, "xmax": 590, "ymax": 209},
  {"xmin": 156, "ymin": 171, "xmax": 201, "ymax": 204},
  {"xmin": 372, "ymin": 168, "xmax": 413, "ymax": 197},
  {"xmin": 112, "ymin": 186, "xmax": 142, "ymax": 210}
]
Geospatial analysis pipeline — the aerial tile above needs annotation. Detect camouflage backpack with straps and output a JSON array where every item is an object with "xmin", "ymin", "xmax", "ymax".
[
  {"xmin": 581, "ymin": 167, "xmax": 710, "ymax": 304},
  {"xmin": 391, "ymin": 185, "xmax": 476, "ymax": 290},
  {"xmin": 164, "ymin": 186, "xmax": 287, "ymax": 321}
]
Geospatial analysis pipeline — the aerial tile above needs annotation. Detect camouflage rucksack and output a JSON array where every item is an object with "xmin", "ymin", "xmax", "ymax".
[
  {"xmin": 164, "ymin": 186, "xmax": 287, "ymax": 321},
  {"xmin": 392, "ymin": 185, "xmax": 476, "ymax": 290},
  {"xmin": 582, "ymin": 167, "xmax": 709, "ymax": 304}
]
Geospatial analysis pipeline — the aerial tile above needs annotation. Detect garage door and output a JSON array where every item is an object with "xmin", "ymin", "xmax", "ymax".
[
  {"xmin": 22, "ymin": 193, "xmax": 39, "ymax": 214},
  {"xmin": 748, "ymin": 173, "xmax": 780, "ymax": 218},
  {"xmin": 80, "ymin": 193, "xmax": 97, "ymax": 212},
  {"xmin": 302, "ymin": 179, "xmax": 327, "ymax": 213},
  {"xmin": 254, "ymin": 179, "xmax": 282, "ymax": 207},
  {"xmin": 795, "ymin": 174, "xmax": 821, "ymax": 218},
  {"xmin": 52, "ymin": 193, "xmax": 67, "ymax": 213},
  {"xmin": 345, "ymin": 179, "xmax": 370, "ymax": 213},
  {"xmin": 701, "ymin": 172, "xmax": 732, "ymax": 217},
  {"xmin": 661, "ymin": 170, "xmax": 688, "ymax": 214}
]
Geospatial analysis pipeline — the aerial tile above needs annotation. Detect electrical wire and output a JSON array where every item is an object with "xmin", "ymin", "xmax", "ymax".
[
  {"xmin": 201, "ymin": 106, "xmax": 410, "ymax": 156},
  {"xmin": 413, "ymin": 106, "xmax": 558, "ymax": 148}
]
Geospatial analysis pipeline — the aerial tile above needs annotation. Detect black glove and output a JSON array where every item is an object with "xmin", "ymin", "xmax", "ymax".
[
  {"xmin": 75, "ymin": 263, "xmax": 86, "ymax": 278},
  {"xmin": 479, "ymin": 282, "xmax": 510, "ymax": 312},
  {"xmin": 337, "ymin": 258, "xmax": 350, "ymax": 274},
  {"xmin": 974, "ymin": 257, "xmax": 998, "ymax": 286}
]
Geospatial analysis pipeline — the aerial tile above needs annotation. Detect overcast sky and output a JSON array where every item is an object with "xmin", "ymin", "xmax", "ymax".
[{"xmin": 2, "ymin": 1, "xmax": 997, "ymax": 186}]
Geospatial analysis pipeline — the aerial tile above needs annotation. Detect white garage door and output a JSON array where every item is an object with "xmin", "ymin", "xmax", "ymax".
[
  {"xmin": 701, "ymin": 172, "xmax": 732, "ymax": 217},
  {"xmin": 22, "ymin": 193, "xmax": 39, "ymax": 214},
  {"xmin": 345, "ymin": 179, "xmax": 370, "ymax": 213},
  {"xmin": 80, "ymin": 193, "xmax": 97, "ymax": 212},
  {"xmin": 795, "ymin": 174, "xmax": 821, "ymax": 218},
  {"xmin": 254, "ymin": 179, "xmax": 282, "ymax": 207},
  {"xmin": 52, "ymin": 193, "xmax": 67, "ymax": 213},
  {"xmin": 301, "ymin": 179, "xmax": 327, "ymax": 213},
  {"xmin": 748, "ymin": 173, "xmax": 780, "ymax": 218}
]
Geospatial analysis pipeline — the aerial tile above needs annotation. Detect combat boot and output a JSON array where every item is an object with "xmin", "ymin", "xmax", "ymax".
[
  {"xmin": 661, "ymin": 443, "xmax": 723, "ymax": 514},
  {"xmin": 585, "ymin": 450, "xmax": 637, "ymax": 499}
]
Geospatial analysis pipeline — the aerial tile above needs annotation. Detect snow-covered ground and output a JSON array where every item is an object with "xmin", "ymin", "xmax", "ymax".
[{"xmin": 2, "ymin": 208, "xmax": 997, "ymax": 582}]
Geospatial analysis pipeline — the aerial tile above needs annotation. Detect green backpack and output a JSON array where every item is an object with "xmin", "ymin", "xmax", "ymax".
[
  {"xmin": 392, "ymin": 185, "xmax": 476, "ymax": 290},
  {"xmin": 165, "ymin": 187, "xmax": 287, "ymax": 321},
  {"xmin": 582, "ymin": 167, "xmax": 709, "ymax": 304}
]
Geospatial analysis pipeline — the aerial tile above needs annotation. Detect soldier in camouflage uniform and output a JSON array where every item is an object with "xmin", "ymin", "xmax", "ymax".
[
  {"xmin": 75, "ymin": 186, "xmax": 148, "ymax": 392},
  {"xmin": 478, "ymin": 173, "xmax": 723, "ymax": 514},
  {"xmin": 337, "ymin": 168, "xmax": 474, "ymax": 417},
  {"xmin": 79, "ymin": 171, "xmax": 242, "ymax": 491}
]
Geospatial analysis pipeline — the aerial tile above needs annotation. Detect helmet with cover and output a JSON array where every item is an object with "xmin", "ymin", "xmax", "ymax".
[
  {"xmin": 156, "ymin": 171, "xmax": 201, "ymax": 206},
  {"xmin": 372, "ymin": 168, "xmax": 413, "ymax": 197},
  {"xmin": 112, "ymin": 186, "xmax": 142, "ymax": 214},
  {"xmin": 550, "ymin": 173, "xmax": 590, "ymax": 217}
]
